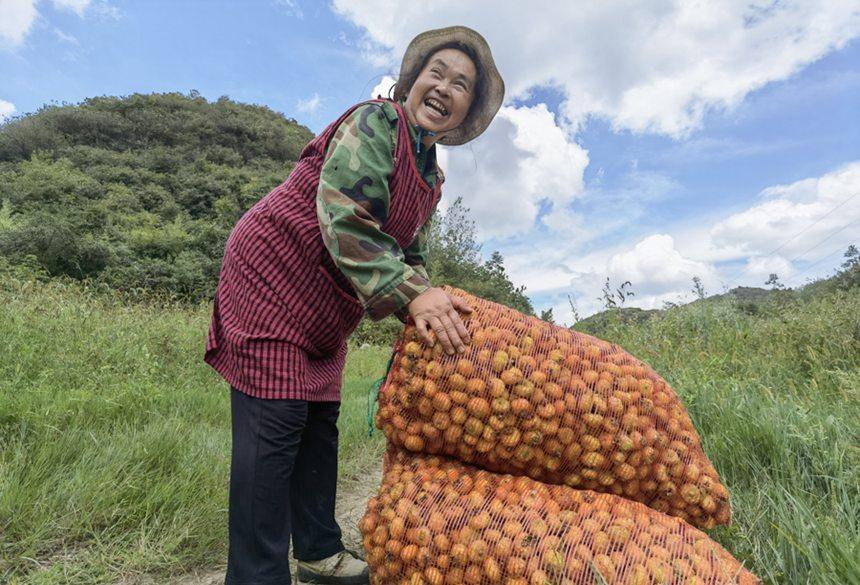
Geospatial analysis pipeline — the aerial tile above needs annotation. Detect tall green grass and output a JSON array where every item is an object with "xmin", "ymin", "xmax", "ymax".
[
  {"xmin": 577, "ymin": 292, "xmax": 860, "ymax": 584},
  {"xmin": 1, "ymin": 272, "xmax": 858, "ymax": 583},
  {"xmin": 0, "ymin": 275, "xmax": 387, "ymax": 583}
]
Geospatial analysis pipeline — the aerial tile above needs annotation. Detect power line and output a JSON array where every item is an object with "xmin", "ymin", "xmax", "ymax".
[
  {"xmin": 785, "ymin": 245, "xmax": 850, "ymax": 286},
  {"xmin": 782, "ymin": 220, "xmax": 857, "ymax": 267},
  {"xmin": 732, "ymin": 192, "xmax": 859, "ymax": 283},
  {"xmin": 757, "ymin": 191, "xmax": 858, "ymax": 259}
]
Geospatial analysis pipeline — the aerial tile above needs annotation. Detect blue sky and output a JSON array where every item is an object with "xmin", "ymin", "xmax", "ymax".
[{"xmin": 2, "ymin": 0, "xmax": 859, "ymax": 320}]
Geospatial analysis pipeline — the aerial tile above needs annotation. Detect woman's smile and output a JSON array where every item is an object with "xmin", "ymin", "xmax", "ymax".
[{"xmin": 405, "ymin": 47, "xmax": 477, "ymax": 138}]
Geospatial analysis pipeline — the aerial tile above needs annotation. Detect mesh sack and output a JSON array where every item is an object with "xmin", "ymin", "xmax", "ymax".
[
  {"xmin": 361, "ymin": 449, "xmax": 758, "ymax": 585},
  {"xmin": 375, "ymin": 286, "xmax": 730, "ymax": 529}
]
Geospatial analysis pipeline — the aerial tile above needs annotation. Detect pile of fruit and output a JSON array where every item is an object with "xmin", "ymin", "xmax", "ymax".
[
  {"xmin": 362, "ymin": 286, "xmax": 757, "ymax": 583},
  {"xmin": 362, "ymin": 450, "xmax": 758, "ymax": 584}
]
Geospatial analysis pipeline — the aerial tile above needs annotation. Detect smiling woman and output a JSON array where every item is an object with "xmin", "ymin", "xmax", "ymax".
[{"xmin": 203, "ymin": 25, "xmax": 504, "ymax": 585}]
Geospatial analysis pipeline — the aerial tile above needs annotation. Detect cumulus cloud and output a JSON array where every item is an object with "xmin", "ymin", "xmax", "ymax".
[
  {"xmin": 296, "ymin": 93, "xmax": 321, "ymax": 114},
  {"xmin": 709, "ymin": 161, "xmax": 860, "ymax": 263},
  {"xmin": 333, "ymin": 2, "xmax": 859, "ymax": 316},
  {"xmin": 0, "ymin": 0, "xmax": 38, "ymax": 47},
  {"xmin": 331, "ymin": 0, "xmax": 860, "ymax": 137},
  {"xmin": 607, "ymin": 234, "xmax": 719, "ymax": 296},
  {"xmin": 523, "ymin": 161, "xmax": 860, "ymax": 321},
  {"xmin": 443, "ymin": 104, "xmax": 588, "ymax": 238},
  {"xmin": 0, "ymin": 99, "xmax": 16, "ymax": 122},
  {"xmin": 369, "ymin": 75, "xmax": 396, "ymax": 100}
]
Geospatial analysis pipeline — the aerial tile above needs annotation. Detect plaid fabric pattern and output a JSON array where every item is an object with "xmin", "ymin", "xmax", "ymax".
[{"xmin": 204, "ymin": 99, "xmax": 442, "ymax": 400}]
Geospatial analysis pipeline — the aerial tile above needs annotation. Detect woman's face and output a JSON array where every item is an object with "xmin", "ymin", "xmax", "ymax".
[{"xmin": 404, "ymin": 48, "xmax": 477, "ymax": 137}]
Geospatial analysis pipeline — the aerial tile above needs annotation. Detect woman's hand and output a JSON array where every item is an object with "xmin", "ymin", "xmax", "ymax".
[{"xmin": 408, "ymin": 288, "xmax": 472, "ymax": 355}]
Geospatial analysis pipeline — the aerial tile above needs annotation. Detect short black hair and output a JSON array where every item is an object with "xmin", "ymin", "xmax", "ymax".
[{"xmin": 392, "ymin": 41, "xmax": 486, "ymax": 123}]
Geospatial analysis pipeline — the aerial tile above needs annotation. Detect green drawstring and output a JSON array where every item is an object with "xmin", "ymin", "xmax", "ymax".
[{"xmin": 366, "ymin": 349, "xmax": 397, "ymax": 436}]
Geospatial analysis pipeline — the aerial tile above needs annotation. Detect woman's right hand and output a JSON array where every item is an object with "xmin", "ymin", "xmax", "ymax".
[{"xmin": 407, "ymin": 287, "xmax": 472, "ymax": 355}]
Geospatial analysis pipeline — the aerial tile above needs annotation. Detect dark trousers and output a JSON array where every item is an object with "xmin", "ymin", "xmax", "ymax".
[{"xmin": 225, "ymin": 387, "xmax": 345, "ymax": 585}]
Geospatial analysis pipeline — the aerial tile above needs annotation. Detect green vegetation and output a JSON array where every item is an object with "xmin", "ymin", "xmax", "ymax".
[
  {"xmin": 0, "ymin": 264, "xmax": 388, "ymax": 584},
  {"xmin": 0, "ymin": 92, "xmax": 532, "ymax": 347},
  {"xmin": 1, "ymin": 260, "xmax": 857, "ymax": 583},
  {"xmin": 0, "ymin": 92, "xmax": 314, "ymax": 302},
  {"xmin": 572, "ymin": 282, "xmax": 860, "ymax": 585}
]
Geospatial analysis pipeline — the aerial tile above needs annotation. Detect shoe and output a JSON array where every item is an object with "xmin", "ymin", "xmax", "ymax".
[{"xmin": 296, "ymin": 549, "xmax": 369, "ymax": 584}]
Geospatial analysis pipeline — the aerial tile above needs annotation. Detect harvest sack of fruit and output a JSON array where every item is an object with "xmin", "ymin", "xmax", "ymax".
[
  {"xmin": 361, "ymin": 450, "xmax": 758, "ymax": 585},
  {"xmin": 374, "ymin": 286, "xmax": 731, "ymax": 529}
]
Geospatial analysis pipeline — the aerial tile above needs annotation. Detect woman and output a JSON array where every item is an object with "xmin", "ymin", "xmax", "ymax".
[{"xmin": 204, "ymin": 26, "xmax": 504, "ymax": 585}]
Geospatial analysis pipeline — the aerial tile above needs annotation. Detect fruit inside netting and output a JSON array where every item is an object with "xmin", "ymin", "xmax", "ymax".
[
  {"xmin": 361, "ymin": 449, "xmax": 759, "ymax": 585},
  {"xmin": 374, "ymin": 286, "xmax": 731, "ymax": 529}
]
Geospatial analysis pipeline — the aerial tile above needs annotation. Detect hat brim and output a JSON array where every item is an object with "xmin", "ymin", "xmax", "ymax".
[{"xmin": 396, "ymin": 26, "xmax": 504, "ymax": 146}]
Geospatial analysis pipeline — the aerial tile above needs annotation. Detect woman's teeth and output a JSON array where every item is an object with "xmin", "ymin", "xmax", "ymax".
[{"xmin": 424, "ymin": 98, "xmax": 448, "ymax": 116}]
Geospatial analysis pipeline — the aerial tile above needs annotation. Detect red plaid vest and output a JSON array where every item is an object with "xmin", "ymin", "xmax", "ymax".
[{"xmin": 204, "ymin": 99, "xmax": 442, "ymax": 400}]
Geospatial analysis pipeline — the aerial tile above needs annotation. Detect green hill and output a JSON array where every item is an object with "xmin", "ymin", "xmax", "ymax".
[
  {"xmin": 0, "ymin": 92, "xmax": 533, "ymax": 318},
  {"xmin": 0, "ymin": 92, "xmax": 313, "ymax": 301}
]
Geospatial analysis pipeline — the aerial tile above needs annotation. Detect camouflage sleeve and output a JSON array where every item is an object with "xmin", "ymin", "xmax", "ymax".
[
  {"xmin": 316, "ymin": 103, "xmax": 431, "ymax": 321},
  {"xmin": 393, "ymin": 216, "xmax": 433, "ymax": 323}
]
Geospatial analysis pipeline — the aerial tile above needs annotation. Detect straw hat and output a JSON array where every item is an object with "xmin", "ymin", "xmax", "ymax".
[{"xmin": 394, "ymin": 26, "xmax": 505, "ymax": 145}]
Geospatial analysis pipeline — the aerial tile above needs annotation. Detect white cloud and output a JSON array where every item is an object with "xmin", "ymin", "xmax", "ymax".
[
  {"xmin": 607, "ymin": 234, "xmax": 719, "ymax": 296},
  {"xmin": 443, "ymin": 103, "xmax": 588, "ymax": 239},
  {"xmin": 369, "ymin": 75, "xmax": 396, "ymax": 100},
  {"xmin": 0, "ymin": 99, "xmax": 16, "ymax": 122},
  {"xmin": 273, "ymin": 0, "xmax": 302, "ymax": 19},
  {"xmin": 331, "ymin": 2, "xmax": 859, "ymax": 316},
  {"xmin": 331, "ymin": 0, "xmax": 860, "ymax": 137},
  {"xmin": 296, "ymin": 93, "xmax": 321, "ymax": 114},
  {"xmin": 1, "ymin": 0, "xmax": 102, "ymax": 48},
  {"xmin": 499, "ymin": 161, "xmax": 860, "ymax": 320},
  {"xmin": 52, "ymin": 27, "xmax": 78, "ymax": 44},
  {"xmin": 741, "ymin": 255, "xmax": 795, "ymax": 282},
  {"xmin": 709, "ymin": 161, "xmax": 860, "ymax": 263},
  {"xmin": 0, "ymin": 0, "xmax": 38, "ymax": 47},
  {"xmin": 51, "ymin": 0, "xmax": 90, "ymax": 17}
]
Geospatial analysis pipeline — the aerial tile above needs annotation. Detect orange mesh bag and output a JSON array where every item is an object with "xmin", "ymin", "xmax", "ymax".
[
  {"xmin": 374, "ymin": 286, "xmax": 731, "ymax": 529},
  {"xmin": 361, "ymin": 449, "xmax": 758, "ymax": 585}
]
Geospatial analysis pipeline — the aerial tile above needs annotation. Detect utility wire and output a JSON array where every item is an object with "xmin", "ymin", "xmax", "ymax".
[
  {"xmin": 783, "ymin": 220, "xmax": 857, "ymax": 267},
  {"xmin": 757, "ymin": 192, "xmax": 858, "ymax": 259},
  {"xmin": 732, "ymin": 192, "xmax": 859, "ymax": 283},
  {"xmin": 785, "ymin": 245, "xmax": 851, "ymax": 286}
]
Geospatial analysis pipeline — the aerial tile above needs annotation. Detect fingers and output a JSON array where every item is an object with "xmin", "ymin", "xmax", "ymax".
[
  {"xmin": 449, "ymin": 294, "xmax": 473, "ymax": 313},
  {"xmin": 428, "ymin": 315, "xmax": 456, "ymax": 355},
  {"xmin": 448, "ymin": 308, "xmax": 471, "ymax": 347},
  {"xmin": 415, "ymin": 317, "xmax": 433, "ymax": 347}
]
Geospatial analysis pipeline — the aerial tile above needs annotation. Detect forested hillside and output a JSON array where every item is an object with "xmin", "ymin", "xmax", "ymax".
[{"xmin": 0, "ymin": 92, "xmax": 532, "ymax": 316}]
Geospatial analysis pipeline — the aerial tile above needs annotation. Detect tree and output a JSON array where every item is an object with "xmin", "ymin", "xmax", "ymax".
[
  {"xmin": 836, "ymin": 243, "xmax": 860, "ymax": 290},
  {"xmin": 765, "ymin": 273, "xmax": 785, "ymax": 290},
  {"xmin": 691, "ymin": 276, "xmax": 706, "ymax": 300},
  {"xmin": 539, "ymin": 308, "xmax": 555, "ymax": 324},
  {"xmin": 426, "ymin": 197, "xmax": 533, "ymax": 314}
]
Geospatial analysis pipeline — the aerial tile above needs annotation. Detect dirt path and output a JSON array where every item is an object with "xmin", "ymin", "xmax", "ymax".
[{"xmin": 124, "ymin": 464, "xmax": 383, "ymax": 585}]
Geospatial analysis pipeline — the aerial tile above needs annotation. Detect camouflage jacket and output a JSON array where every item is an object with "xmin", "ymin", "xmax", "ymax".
[{"xmin": 316, "ymin": 99, "xmax": 440, "ymax": 322}]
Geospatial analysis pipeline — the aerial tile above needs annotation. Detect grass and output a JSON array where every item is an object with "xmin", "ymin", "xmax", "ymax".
[
  {"xmin": 574, "ymin": 292, "xmax": 860, "ymax": 584},
  {"xmin": 0, "ymin": 275, "xmax": 388, "ymax": 583},
  {"xmin": 1, "ymin": 272, "xmax": 858, "ymax": 584}
]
